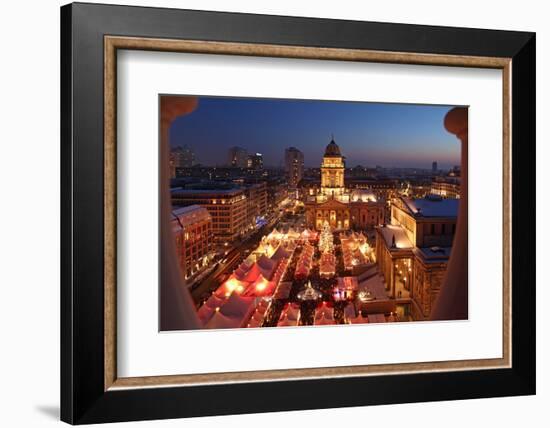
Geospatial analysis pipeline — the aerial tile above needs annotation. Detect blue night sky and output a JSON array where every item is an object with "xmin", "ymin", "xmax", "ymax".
[{"xmin": 168, "ymin": 96, "xmax": 461, "ymax": 169}]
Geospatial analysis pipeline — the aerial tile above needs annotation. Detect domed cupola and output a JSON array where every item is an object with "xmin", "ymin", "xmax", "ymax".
[{"xmin": 324, "ymin": 137, "xmax": 341, "ymax": 157}]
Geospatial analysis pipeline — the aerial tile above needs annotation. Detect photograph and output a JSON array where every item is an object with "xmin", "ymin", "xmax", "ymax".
[
  {"xmin": 0, "ymin": 0, "xmax": 540, "ymax": 425},
  {"xmin": 160, "ymin": 95, "xmax": 466, "ymax": 331}
]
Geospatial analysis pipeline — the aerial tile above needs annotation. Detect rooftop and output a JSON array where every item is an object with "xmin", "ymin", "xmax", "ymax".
[
  {"xmin": 324, "ymin": 138, "xmax": 341, "ymax": 157},
  {"xmin": 171, "ymin": 187, "xmax": 243, "ymax": 196},
  {"xmin": 172, "ymin": 205, "xmax": 212, "ymax": 226},
  {"xmin": 415, "ymin": 246, "xmax": 453, "ymax": 262},
  {"xmin": 377, "ymin": 224, "xmax": 413, "ymax": 250},
  {"xmin": 403, "ymin": 196, "xmax": 459, "ymax": 218}
]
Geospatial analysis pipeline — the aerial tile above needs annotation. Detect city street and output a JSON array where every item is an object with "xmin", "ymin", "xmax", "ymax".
[{"xmin": 190, "ymin": 209, "xmax": 299, "ymax": 303}]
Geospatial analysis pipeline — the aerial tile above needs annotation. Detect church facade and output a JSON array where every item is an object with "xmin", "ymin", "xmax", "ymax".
[{"xmin": 304, "ymin": 139, "xmax": 385, "ymax": 231}]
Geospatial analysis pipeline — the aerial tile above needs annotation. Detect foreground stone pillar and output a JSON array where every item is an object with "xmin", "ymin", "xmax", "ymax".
[
  {"xmin": 159, "ymin": 96, "xmax": 201, "ymax": 331},
  {"xmin": 430, "ymin": 107, "xmax": 468, "ymax": 320}
]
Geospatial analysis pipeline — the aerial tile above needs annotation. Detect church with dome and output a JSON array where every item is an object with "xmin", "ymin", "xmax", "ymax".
[{"xmin": 304, "ymin": 138, "xmax": 385, "ymax": 231}]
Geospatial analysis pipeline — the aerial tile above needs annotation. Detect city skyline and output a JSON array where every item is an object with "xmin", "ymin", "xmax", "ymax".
[
  {"xmin": 161, "ymin": 95, "xmax": 467, "ymax": 331},
  {"xmin": 168, "ymin": 96, "xmax": 462, "ymax": 170}
]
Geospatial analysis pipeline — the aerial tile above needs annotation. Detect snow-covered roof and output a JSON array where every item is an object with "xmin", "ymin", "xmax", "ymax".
[
  {"xmin": 277, "ymin": 316, "xmax": 298, "ymax": 327},
  {"xmin": 314, "ymin": 313, "xmax": 336, "ymax": 325},
  {"xmin": 242, "ymin": 263, "xmax": 272, "ymax": 282},
  {"xmin": 315, "ymin": 305, "xmax": 334, "ymax": 320},
  {"xmin": 349, "ymin": 314, "xmax": 369, "ymax": 324},
  {"xmin": 204, "ymin": 294, "xmax": 225, "ymax": 308},
  {"xmin": 257, "ymin": 254, "xmax": 277, "ymax": 272},
  {"xmin": 205, "ymin": 311, "xmax": 241, "ymax": 329},
  {"xmin": 415, "ymin": 246, "xmax": 453, "ymax": 262},
  {"xmin": 283, "ymin": 305, "xmax": 301, "ymax": 321},
  {"xmin": 219, "ymin": 294, "xmax": 256, "ymax": 322},
  {"xmin": 197, "ymin": 304, "xmax": 215, "ymax": 325},
  {"xmin": 403, "ymin": 197, "xmax": 459, "ymax": 218},
  {"xmin": 244, "ymin": 276, "xmax": 275, "ymax": 297},
  {"xmin": 377, "ymin": 224, "xmax": 413, "ymax": 249},
  {"xmin": 270, "ymin": 246, "xmax": 290, "ymax": 261},
  {"xmin": 171, "ymin": 205, "xmax": 211, "ymax": 227}
]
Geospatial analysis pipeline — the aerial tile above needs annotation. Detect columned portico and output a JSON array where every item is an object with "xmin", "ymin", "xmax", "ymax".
[{"xmin": 307, "ymin": 199, "xmax": 351, "ymax": 230}]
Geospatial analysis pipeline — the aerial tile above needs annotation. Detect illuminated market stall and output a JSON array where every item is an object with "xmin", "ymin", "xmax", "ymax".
[{"xmin": 341, "ymin": 231, "xmax": 375, "ymax": 272}]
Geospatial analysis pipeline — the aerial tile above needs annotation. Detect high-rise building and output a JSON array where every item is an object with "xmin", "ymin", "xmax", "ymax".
[
  {"xmin": 247, "ymin": 153, "xmax": 264, "ymax": 170},
  {"xmin": 169, "ymin": 145, "xmax": 196, "ymax": 178},
  {"xmin": 171, "ymin": 145, "xmax": 196, "ymax": 168},
  {"xmin": 284, "ymin": 147, "xmax": 304, "ymax": 188},
  {"xmin": 432, "ymin": 161, "xmax": 438, "ymax": 173},
  {"xmin": 228, "ymin": 146, "xmax": 248, "ymax": 168}
]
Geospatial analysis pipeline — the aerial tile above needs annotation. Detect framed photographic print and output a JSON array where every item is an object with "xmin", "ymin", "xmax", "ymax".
[{"xmin": 61, "ymin": 2, "xmax": 536, "ymax": 424}]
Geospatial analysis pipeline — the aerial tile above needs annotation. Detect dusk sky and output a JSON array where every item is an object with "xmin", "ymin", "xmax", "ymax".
[{"xmin": 168, "ymin": 96, "xmax": 461, "ymax": 169}]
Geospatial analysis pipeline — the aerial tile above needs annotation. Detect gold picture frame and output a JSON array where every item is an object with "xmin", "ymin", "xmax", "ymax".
[{"xmin": 103, "ymin": 36, "xmax": 512, "ymax": 391}]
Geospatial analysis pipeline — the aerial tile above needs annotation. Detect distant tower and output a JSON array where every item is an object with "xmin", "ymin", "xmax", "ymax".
[
  {"xmin": 247, "ymin": 153, "xmax": 264, "ymax": 170},
  {"xmin": 285, "ymin": 147, "xmax": 304, "ymax": 188},
  {"xmin": 171, "ymin": 145, "xmax": 196, "ymax": 168},
  {"xmin": 432, "ymin": 161, "xmax": 438, "ymax": 173},
  {"xmin": 228, "ymin": 146, "xmax": 248, "ymax": 168},
  {"xmin": 170, "ymin": 145, "xmax": 196, "ymax": 177},
  {"xmin": 321, "ymin": 136, "xmax": 345, "ymax": 197}
]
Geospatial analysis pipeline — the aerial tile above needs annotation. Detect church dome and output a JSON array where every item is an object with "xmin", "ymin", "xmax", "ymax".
[{"xmin": 324, "ymin": 138, "xmax": 341, "ymax": 156}]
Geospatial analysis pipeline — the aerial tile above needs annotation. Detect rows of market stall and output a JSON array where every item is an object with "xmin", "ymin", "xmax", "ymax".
[{"xmin": 196, "ymin": 225, "xmax": 399, "ymax": 330}]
